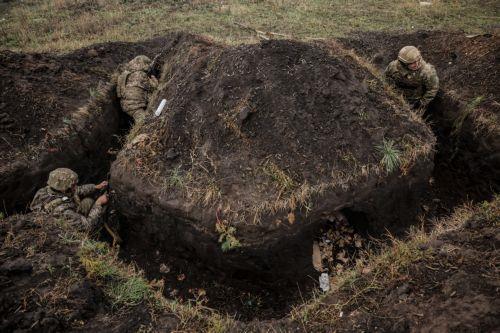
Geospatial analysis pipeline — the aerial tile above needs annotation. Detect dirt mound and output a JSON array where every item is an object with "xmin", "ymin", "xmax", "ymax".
[
  {"xmin": 0, "ymin": 37, "xmax": 170, "ymax": 212},
  {"xmin": 111, "ymin": 33, "xmax": 435, "ymax": 277}
]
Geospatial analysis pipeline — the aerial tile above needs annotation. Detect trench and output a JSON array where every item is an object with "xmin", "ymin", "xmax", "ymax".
[
  {"xmin": 113, "ymin": 91, "xmax": 497, "ymax": 320},
  {"xmin": 0, "ymin": 88, "xmax": 131, "ymax": 215},
  {"xmin": 2, "ymin": 84, "xmax": 496, "ymax": 321}
]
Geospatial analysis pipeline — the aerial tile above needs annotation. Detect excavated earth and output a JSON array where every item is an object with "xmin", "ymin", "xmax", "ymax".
[
  {"xmin": 0, "ymin": 30, "xmax": 498, "ymax": 331},
  {"xmin": 340, "ymin": 31, "xmax": 500, "ymax": 206},
  {"xmin": 0, "ymin": 37, "xmax": 170, "ymax": 212},
  {"xmin": 110, "ymin": 33, "xmax": 434, "ymax": 280}
]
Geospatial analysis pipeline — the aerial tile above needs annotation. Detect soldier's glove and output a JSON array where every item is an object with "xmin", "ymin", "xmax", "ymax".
[{"xmin": 0, "ymin": 113, "xmax": 15, "ymax": 132}]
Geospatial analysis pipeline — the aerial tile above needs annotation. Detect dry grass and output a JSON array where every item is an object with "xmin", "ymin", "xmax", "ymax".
[
  {"xmin": 1, "ymin": 0, "xmax": 498, "ymax": 53},
  {"xmin": 289, "ymin": 197, "xmax": 499, "ymax": 330}
]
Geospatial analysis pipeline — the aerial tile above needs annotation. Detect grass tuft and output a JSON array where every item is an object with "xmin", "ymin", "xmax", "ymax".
[{"xmin": 375, "ymin": 138, "xmax": 401, "ymax": 173}]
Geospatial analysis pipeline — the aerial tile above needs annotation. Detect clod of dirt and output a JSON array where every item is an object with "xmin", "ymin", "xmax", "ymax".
[{"xmin": 111, "ymin": 33, "xmax": 435, "ymax": 278}]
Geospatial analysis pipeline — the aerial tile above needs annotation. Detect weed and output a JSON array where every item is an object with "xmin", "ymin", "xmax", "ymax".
[
  {"xmin": 215, "ymin": 212, "xmax": 241, "ymax": 252},
  {"xmin": 452, "ymin": 95, "xmax": 484, "ymax": 136},
  {"xmin": 108, "ymin": 276, "xmax": 151, "ymax": 307},
  {"xmin": 168, "ymin": 165, "xmax": 184, "ymax": 188},
  {"xmin": 375, "ymin": 138, "xmax": 401, "ymax": 173}
]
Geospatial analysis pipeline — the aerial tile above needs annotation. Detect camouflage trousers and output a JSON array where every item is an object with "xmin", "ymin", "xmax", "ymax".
[{"xmin": 77, "ymin": 197, "xmax": 95, "ymax": 216}]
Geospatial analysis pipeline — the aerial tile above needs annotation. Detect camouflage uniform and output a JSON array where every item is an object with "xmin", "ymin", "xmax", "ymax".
[
  {"xmin": 116, "ymin": 55, "xmax": 158, "ymax": 123},
  {"xmin": 30, "ymin": 169, "xmax": 105, "ymax": 231},
  {"xmin": 384, "ymin": 59, "xmax": 439, "ymax": 108}
]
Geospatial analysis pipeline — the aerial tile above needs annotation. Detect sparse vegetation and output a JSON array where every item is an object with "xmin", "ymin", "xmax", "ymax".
[
  {"xmin": 452, "ymin": 95, "xmax": 484, "ymax": 136},
  {"xmin": 168, "ymin": 165, "xmax": 184, "ymax": 188},
  {"xmin": 375, "ymin": 138, "xmax": 402, "ymax": 173},
  {"xmin": 215, "ymin": 214, "xmax": 241, "ymax": 252},
  {"xmin": 262, "ymin": 160, "xmax": 295, "ymax": 193},
  {"xmin": 1, "ymin": 0, "xmax": 498, "ymax": 53}
]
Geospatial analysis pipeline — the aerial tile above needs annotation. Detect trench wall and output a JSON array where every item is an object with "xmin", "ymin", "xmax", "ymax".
[
  {"xmin": 112, "ymin": 157, "xmax": 432, "ymax": 280},
  {"xmin": 0, "ymin": 87, "xmax": 122, "ymax": 213}
]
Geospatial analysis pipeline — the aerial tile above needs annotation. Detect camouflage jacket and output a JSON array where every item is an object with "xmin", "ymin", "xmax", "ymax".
[
  {"xmin": 384, "ymin": 60, "xmax": 439, "ymax": 107},
  {"xmin": 30, "ymin": 184, "xmax": 104, "ymax": 230},
  {"xmin": 116, "ymin": 70, "xmax": 157, "ymax": 122}
]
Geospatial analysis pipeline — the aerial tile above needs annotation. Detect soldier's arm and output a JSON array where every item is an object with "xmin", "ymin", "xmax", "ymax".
[
  {"xmin": 421, "ymin": 67, "xmax": 439, "ymax": 107},
  {"xmin": 76, "ymin": 184, "xmax": 98, "ymax": 197},
  {"xmin": 383, "ymin": 62, "xmax": 397, "ymax": 86}
]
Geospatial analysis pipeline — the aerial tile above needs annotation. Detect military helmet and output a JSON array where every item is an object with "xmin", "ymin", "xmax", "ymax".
[
  {"xmin": 126, "ymin": 55, "xmax": 152, "ymax": 72},
  {"xmin": 398, "ymin": 46, "xmax": 422, "ymax": 64},
  {"xmin": 47, "ymin": 168, "xmax": 78, "ymax": 192}
]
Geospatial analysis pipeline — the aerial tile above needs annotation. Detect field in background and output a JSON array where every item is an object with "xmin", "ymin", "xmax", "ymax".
[{"xmin": 1, "ymin": 0, "xmax": 499, "ymax": 53}]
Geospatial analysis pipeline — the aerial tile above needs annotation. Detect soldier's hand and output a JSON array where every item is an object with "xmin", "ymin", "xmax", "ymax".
[
  {"xmin": 96, "ymin": 181, "xmax": 109, "ymax": 190},
  {"xmin": 96, "ymin": 194, "xmax": 108, "ymax": 206}
]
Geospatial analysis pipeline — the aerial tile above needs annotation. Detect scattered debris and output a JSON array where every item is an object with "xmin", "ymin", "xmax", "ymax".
[
  {"xmin": 316, "ymin": 213, "xmax": 367, "ymax": 275},
  {"xmin": 319, "ymin": 273, "xmax": 330, "ymax": 292},
  {"xmin": 155, "ymin": 98, "xmax": 166, "ymax": 117}
]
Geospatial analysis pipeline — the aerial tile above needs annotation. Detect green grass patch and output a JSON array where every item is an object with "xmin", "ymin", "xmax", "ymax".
[{"xmin": 375, "ymin": 138, "xmax": 402, "ymax": 173}]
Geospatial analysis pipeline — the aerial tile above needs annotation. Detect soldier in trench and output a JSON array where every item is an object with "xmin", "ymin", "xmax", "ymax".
[
  {"xmin": 384, "ymin": 46, "xmax": 439, "ymax": 110},
  {"xmin": 116, "ymin": 55, "xmax": 158, "ymax": 123},
  {"xmin": 30, "ymin": 168, "xmax": 109, "ymax": 231}
]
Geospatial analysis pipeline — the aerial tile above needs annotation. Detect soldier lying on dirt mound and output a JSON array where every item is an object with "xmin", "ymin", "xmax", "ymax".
[
  {"xmin": 116, "ymin": 55, "xmax": 158, "ymax": 123},
  {"xmin": 30, "ymin": 168, "xmax": 108, "ymax": 230},
  {"xmin": 384, "ymin": 46, "xmax": 439, "ymax": 110}
]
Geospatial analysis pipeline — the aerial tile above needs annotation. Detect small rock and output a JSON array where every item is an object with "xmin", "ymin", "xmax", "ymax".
[
  {"xmin": 396, "ymin": 283, "xmax": 410, "ymax": 296},
  {"xmin": 319, "ymin": 273, "xmax": 330, "ymax": 292},
  {"xmin": 239, "ymin": 106, "xmax": 251, "ymax": 123},
  {"xmin": 87, "ymin": 48, "xmax": 98, "ymax": 57},
  {"xmin": 159, "ymin": 263, "xmax": 170, "ymax": 274}
]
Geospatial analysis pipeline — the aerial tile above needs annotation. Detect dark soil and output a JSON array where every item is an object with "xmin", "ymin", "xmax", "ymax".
[
  {"xmin": 0, "ymin": 37, "xmax": 171, "ymax": 213},
  {"xmin": 120, "ymin": 227, "xmax": 316, "ymax": 321},
  {"xmin": 340, "ymin": 31, "xmax": 500, "ymax": 212},
  {"xmin": 111, "ymin": 33, "xmax": 434, "ymax": 288},
  {"xmin": 0, "ymin": 213, "xmax": 173, "ymax": 332},
  {"xmin": 0, "ymin": 37, "xmax": 170, "ymax": 161},
  {"xmin": 0, "ymin": 30, "xmax": 498, "ymax": 331},
  {"xmin": 325, "ymin": 199, "xmax": 500, "ymax": 333}
]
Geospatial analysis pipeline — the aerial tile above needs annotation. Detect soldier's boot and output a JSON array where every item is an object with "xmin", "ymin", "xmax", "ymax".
[{"xmin": 78, "ymin": 197, "xmax": 95, "ymax": 216}]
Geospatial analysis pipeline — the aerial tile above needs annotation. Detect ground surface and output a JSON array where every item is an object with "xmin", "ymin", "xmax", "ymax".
[{"xmin": 0, "ymin": 26, "xmax": 498, "ymax": 333}]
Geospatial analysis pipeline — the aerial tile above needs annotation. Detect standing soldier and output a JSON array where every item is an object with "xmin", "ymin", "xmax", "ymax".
[
  {"xmin": 116, "ymin": 55, "xmax": 158, "ymax": 123},
  {"xmin": 30, "ymin": 168, "xmax": 108, "ymax": 231},
  {"xmin": 384, "ymin": 46, "xmax": 439, "ymax": 110}
]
